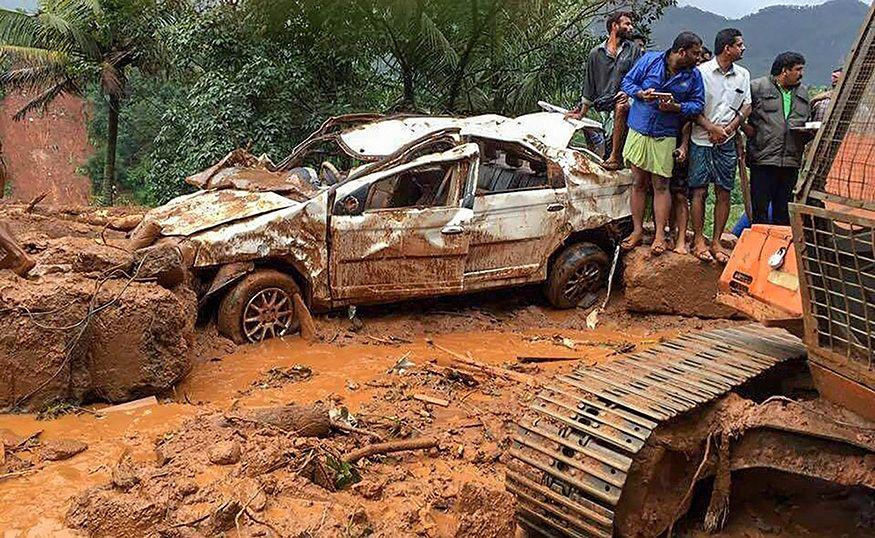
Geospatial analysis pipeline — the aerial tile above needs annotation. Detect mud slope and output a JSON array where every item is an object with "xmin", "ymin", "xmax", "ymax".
[{"xmin": 0, "ymin": 92, "xmax": 93, "ymax": 205}]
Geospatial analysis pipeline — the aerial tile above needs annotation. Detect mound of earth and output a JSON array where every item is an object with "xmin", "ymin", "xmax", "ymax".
[
  {"xmin": 623, "ymin": 248, "xmax": 739, "ymax": 319},
  {"xmin": 0, "ymin": 272, "xmax": 196, "ymax": 410}
]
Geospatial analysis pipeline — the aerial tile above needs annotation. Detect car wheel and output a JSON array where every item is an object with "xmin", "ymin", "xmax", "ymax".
[
  {"xmin": 545, "ymin": 242, "xmax": 609, "ymax": 309},
  {"xmin": 217, "ymin": 269, "xmax": 301, "ymax": 344}
]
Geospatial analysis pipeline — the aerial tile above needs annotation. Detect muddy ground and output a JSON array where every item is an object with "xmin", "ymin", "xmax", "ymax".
[{"xmin": 0, "ymin": 202, "xmax": 871, "ymax": 537}]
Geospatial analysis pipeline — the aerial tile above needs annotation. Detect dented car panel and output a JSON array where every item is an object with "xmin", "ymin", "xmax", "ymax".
[
  {"xmin": 329, "ymin": 144, "xmax": 478, "ymax": 304},
  {"xmin": 187, "ymin": 194, "xmax": 331, "ymax": 305},
  {"xmin": 134, "ymin": 110, "xmax": 633, "ymax": 315},
  {"xmin": 139, "ymin": 189, "xmax": 299, "ymax": 237}
]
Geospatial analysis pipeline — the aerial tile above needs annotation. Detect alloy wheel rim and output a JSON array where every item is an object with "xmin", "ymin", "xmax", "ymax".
[
  {"xmin": 242, "ymin": 287, "xmax": 294, "ymax": 342},
  {"xmin": 564, "ymin": 262, "xmax": 602, "ymax": 302}
]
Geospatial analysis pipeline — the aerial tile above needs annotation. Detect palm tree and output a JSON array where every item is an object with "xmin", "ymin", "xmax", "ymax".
[{"xmin": 0, "ymin": 0, "xmax": 172, "ymax": 204}]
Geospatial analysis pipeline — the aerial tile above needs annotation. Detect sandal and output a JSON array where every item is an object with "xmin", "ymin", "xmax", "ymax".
[
  {"xmin": 694, "ymin": 248, "xmax": 715, "ymax": 263},
  {"xmin": 712, "ymin": 249, "xmax": 730, "ymax": 264}
]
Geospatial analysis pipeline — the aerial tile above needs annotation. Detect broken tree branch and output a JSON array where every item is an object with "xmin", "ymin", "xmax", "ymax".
[
  {"xmin": 25, "ymin": 193, "xmax": 47, "ymax": 213},
  {"xmin": 330, "ymin": 419, "xmax": 385, "ymax": 442},
  {"xmin": 413, "ymin": 394, "xmax": 449, "ymax": 407},
  {"xmin": 342, "ymin": 437, "xmax": 437, "ymax": 464},
  {"xmin": 429, "ymin": 342, "xmax": 538, "ymax": 386}
]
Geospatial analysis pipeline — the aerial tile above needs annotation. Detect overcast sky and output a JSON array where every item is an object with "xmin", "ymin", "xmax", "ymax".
[{"xmin": 679, "ymin": 0, "xmax": 870, "ymax": 18}]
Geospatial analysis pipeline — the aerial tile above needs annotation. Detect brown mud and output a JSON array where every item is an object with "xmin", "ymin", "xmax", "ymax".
[
  {"xmin": 0, "ymin": 202, "xmax": 871, "ymax": 536},
  {"xmin": 0, "ymin": 93, "xmax": 93, "ymax": 206}
]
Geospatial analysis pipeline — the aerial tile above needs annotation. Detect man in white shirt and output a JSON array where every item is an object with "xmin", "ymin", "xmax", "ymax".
[{"xmin": 688, "ymin": 28, "xmax": 752, "ymax": 263}]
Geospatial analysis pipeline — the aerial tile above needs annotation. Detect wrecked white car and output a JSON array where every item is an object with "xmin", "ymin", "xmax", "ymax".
[{"xmin": 132, "ymin": 109, "xmax": 633, "ymax": 343}]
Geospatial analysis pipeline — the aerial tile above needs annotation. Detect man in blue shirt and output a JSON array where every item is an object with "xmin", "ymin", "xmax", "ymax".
[{"xmin": 620, "ymin": 32, "xmax": 705, "ymax": 256}]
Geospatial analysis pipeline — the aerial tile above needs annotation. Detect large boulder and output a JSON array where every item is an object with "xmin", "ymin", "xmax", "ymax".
[
  {"xmin": 623, "ymin": 248, "xmax": 739, "ymax": 319},
  {"xmin": 0, "ymin": 273, "xmax": 195, "ymax": 409}
]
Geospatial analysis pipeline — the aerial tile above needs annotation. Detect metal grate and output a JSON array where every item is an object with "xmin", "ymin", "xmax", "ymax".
[
  {"xmin": 803, "ymin": 6, "xmax": 875, "ymax": 207},
  {"xmin": 796, "ymin": 209, "xmax": 875, "ymax": 368},
  {"xmin": 794, "ymin": 5, "xmax": 875, "ymax": 377}
]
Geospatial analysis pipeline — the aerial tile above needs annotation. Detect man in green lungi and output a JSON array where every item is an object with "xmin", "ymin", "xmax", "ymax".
[{"xmin": 619, "ymin": 32, "xmax": 705, "ymax": 255}]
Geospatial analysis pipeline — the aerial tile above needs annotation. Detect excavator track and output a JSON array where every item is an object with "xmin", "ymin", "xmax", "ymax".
[{"xmin": 505, "ymin": 324, "xmax": 806, "ymax": 538}]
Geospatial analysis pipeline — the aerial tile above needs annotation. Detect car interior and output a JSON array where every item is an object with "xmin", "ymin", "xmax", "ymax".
[
  {"xmin": 474, "ymin": 139, "xmax": 553, "ymax": 194},
  {"xmin": 365, "ymin": 163, "xmax": 455, "ymax": 210}
]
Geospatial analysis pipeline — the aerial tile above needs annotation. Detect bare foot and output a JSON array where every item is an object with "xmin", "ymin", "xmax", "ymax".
[
  {"xmin": 674, "ymin": 241, "xmax": 689, "ymax": 255},
  {"xmin": 621, "ymin": 231, "xmax": 643, "ymax": 251},
  {"xmin": 650, "ymin": 239, "xmax": 667, "ymax": 256}
]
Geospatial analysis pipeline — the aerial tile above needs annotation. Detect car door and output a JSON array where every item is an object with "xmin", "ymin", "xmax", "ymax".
[
  {"xmin": 463, "ymin": 138, "xmax": 569, "ymax": 287},
  {"xmin": 329, "ymin": 144, "xmax": 478, "ymax": 304}
]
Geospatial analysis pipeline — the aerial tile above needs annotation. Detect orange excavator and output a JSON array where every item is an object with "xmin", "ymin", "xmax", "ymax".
[{"xmin": 505, "ymin": 7, "xmax": 874, "ymax": 536}]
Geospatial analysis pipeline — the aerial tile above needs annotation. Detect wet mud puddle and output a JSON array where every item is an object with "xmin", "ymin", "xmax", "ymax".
[{"xmin": 0, "ymin": 325, "xmax": 650, "ymax": 535}]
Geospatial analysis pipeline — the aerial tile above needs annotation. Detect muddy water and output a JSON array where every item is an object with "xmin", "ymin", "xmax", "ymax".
[{"xmin": 0, "ymin": 325, "xmax": 647, "ymax": 534}]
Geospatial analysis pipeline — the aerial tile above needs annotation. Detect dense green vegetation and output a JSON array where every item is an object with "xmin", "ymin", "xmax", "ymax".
[{"xmin": 2, "ymin": 0, "xmax": 673, "ymax": 205}]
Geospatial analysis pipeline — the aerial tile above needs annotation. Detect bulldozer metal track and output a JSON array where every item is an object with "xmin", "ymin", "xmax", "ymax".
[{"xmin": 505, "ymin": 325, "xmax": 806, "ymax": 538}]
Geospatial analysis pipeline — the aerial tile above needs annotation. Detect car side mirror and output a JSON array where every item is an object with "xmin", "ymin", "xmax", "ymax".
[{"xmin": 334, "ymin": 193, "xmax": 362, "ymax": 216}]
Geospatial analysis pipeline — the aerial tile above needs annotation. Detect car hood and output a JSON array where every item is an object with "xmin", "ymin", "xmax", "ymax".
[{"xmin": 137, "ymin": 189, "xmax": 299, "ymax": 237}]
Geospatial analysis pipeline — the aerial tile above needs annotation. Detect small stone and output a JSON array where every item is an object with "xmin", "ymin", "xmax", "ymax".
[
  {"xmin": 40, "ymin": 439, "xmax": 87, "ymax": 461},
  {"xmin": 209, "ymin": 440, "xmax": 241, "ymax": 465},
  {"xmin": 352, "ymin": 479, "xmax": 384, "ymax": 500},
  {"xmin": 177, "ymin": 480, "xmax": 199, "ymax": 497}
]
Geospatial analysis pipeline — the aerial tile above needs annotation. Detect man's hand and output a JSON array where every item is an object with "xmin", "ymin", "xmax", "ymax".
[
  {"xmin": 637, "ymin": 88, "xmax": 657, "ymax": 101},
  {"xmin": 708, "ymin": 124, "xmax": 729, "ymax": 144},
  {"xmin": 564, "ymin": 108, "xmax": 583, "ymax": 120},
  {"xmin": 658, "ymin": 98, "xmax": 681, "ymax": 113},
  {"xmin": 615, "ymin": 91, "xmax": 629, "ymax": 106},
  {"xmin": 673, "ymin": 144, "xmax": 688, "ymax": 163}
]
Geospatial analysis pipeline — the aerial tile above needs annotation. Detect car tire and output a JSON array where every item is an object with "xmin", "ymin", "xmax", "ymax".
[
  {"xmin": 217, "ymin": 269, "xmax": 302, "ymax": 344},
  {"xmin": 545, "ymin": 242, "xmax": 609, "ymax": 309}
]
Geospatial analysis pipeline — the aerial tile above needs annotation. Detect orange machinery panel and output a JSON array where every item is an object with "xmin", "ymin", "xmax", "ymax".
[{"xmin": 717, "ymin": 225, "xmax": 803, "ymax": 326}]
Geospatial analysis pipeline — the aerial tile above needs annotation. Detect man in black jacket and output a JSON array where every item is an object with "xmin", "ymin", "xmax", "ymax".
[
  {"xmin": 566, "ymin": 11, "xmax": 641, "ymax": 170},
  {"xmin": 743, "ymin": 52, "xmax": 812, "ymax": 225}
]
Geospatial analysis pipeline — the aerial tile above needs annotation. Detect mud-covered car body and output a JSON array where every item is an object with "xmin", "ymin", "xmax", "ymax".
[{"xmin": 134, "ymin": 111, "xmax": 633, "ymax": 315}]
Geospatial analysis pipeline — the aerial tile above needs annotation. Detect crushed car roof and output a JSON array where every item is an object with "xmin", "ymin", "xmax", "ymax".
[{"xmin": 338, "ymin": 112, "xmax": 599, "ymax": 159}]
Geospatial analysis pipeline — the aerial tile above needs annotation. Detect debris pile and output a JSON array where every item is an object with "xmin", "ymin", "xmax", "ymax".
[{"xmin": 65, "ymin": 351, "xmax": 531, "ymax": 537}]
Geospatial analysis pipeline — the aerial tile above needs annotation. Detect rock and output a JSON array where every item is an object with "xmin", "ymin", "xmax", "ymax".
[
  {"xmin": 111, "ymin": 457, "xmax": 140, "ymax": 491},
  {"xmin": 36, "ymin": 236, "xmax": 133, "ymax": 275},
  {"xmin": 453, "ymin": 483, "xmax": 516, "ymax": 538},
  {"xmin": 66, "ymin": 486, "xmax": 167, "ymax": 536},
  {"xmin": 132, "ymin": 242, "xmax": 186, "ymax": 288},
  {"xmin": 176, "ymin": 480, "xmax": 199, "ymax": 497},
  {"xmin": 0, "ymin": 273, "xmax": 196, "ymax": 409},
  {"xmin": 352, "ymin": 478, "xmax": 385, "ymax": 500},
  {"xmin": 108, "ymin": 215, "xmax": 143, "ymax": 232},
  {"xmin": 623, "ymin": 248, "xmax": 739, "ymax": 319},
  {"xmin": 40, "ymin": 439, "xmax": 87, "ymax": 461},
  {"xmin": 208, "ymin": 440, "xmax": 242, "ymax": 465}
]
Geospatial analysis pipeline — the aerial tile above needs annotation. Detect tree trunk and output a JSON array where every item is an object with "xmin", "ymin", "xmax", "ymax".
[
  {"xmin": 401, "ymin": 67, "xmax": 416, "ymax": 111},
  {"xmin": 102, "ymin": 94, "xmax": 119, "ymax": 206}
]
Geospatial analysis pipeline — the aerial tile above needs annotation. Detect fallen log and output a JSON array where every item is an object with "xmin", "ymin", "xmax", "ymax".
[
  {"xmin": 342, "ymin": 437, "xmax": 437, "ymax": 464},
  {"xmin": 235, "ymin": 405, "xmax": 331, "ymax": 437}
]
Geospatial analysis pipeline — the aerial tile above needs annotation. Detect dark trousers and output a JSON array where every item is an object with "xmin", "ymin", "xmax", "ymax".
[{"xmin": 749, "ymin": 165, "xmax": 798, "ymax": 225}]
